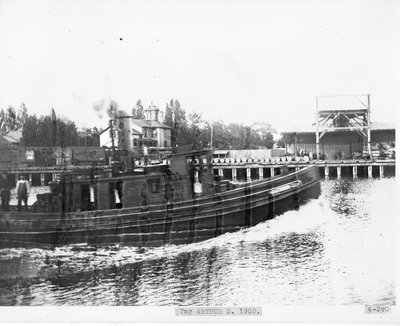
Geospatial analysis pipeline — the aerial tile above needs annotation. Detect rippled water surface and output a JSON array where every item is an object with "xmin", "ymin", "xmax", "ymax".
[{"xmin": 0, "ymin": 178, "xmax": 396, "ymax": 306}]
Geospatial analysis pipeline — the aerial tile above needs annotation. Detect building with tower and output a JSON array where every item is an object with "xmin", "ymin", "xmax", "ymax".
[{"xmin": 100, "ymin": 104, "xmax": 172, "ymax": 156}]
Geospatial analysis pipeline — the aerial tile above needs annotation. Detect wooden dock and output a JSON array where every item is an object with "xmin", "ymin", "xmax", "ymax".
[
  {"xmin": 1, "ymin": 157, "xmax": 395, "ymax": 187},
  {"xmin": 211, "ymin": 158, "xmax": 395, "ymax": 181}
]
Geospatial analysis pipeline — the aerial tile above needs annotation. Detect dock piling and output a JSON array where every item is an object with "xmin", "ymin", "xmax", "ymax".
[
  {"xmin": 259, "ymin": 167, "xmax": 263, "ymax": 180},
  {"xmin": 353, "ymin": 166, "xmax": 358, "ymax": 179},
  {"xmin": 211, "ymin": 159, "xmax": 394, "ymax": 181},
  {"xmin": 368, "ymin": 166, "xmax": 373, "ymax": 179}
]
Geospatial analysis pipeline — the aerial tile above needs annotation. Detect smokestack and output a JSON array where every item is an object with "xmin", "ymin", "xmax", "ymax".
[{"xmin": 116, "ymin": 116, "xmax": 134, "ymax": 152}]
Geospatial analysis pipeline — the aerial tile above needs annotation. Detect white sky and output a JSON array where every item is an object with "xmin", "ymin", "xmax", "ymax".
[{"xmin": 0, "ymin": 0, "xmax": 399, "ymax": 131}]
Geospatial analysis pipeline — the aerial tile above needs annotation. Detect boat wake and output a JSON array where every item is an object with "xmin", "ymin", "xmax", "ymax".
[
  {"xmin": 0, "ymin": 197, "xmax": 331, "ymax": 281},
  {"xmin": 1, "ymin": 179, "xmax": 394, "ymax": 306}
]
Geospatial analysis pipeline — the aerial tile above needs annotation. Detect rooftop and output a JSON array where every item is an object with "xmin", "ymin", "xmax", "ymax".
[
  {"xmin": 2, "ymin": 129, "xmax": 23, "ymax": 143},
  {"xmin": 281, "ymin": 122, "xmax": 395, "ymax": 134},
  {"xmin": 131, "ymin": 119, "xmax": 171, "ymax": 129}
]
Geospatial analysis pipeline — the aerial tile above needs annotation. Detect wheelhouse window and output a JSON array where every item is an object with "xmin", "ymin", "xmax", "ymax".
[{"xmin": 148, "ymin": 178, "xmax": 161, "ymax": 193}]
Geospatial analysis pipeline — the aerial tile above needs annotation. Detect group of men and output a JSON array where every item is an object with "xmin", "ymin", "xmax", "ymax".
[{"xmin": 0, "ymin": 173, "xmax": 30, "ymax": 211}]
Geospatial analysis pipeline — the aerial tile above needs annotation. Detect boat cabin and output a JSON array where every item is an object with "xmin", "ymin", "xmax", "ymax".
[{"xmin": 33, "ymin": 149, "xmax": 216, "ymax": 213}]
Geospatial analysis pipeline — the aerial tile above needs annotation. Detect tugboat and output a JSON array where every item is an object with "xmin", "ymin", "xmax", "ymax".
[{"xmin": 0, "ymin": 118, "xmax": 321, "ymax": 248}]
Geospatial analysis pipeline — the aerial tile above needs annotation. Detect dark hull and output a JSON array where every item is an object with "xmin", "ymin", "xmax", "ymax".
[{"xmin": 0, "ymin": 166, "xmax": 320, "ymax": 248}]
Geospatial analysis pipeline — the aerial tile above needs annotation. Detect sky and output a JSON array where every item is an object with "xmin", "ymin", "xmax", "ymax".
[{"xmin": 0, "ymin": 0, "xmax": 399, "ymax": 132}]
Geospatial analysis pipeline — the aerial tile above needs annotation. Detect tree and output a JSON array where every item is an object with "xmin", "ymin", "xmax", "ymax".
[
  {"xmin": 250, "ymin": 122, "xmax": 277, "ymax": 149},
  {"xmin": 0, "ymin": 109, "xmax": 6, "ymax": 133},
  {"xmin": 18, "ymin": 103, "xmax": 28, "ymax": 126},
  {"xmin": 211, "ymin": 121, "xmax": 231, "ymax": 149},
  {"xmin": 131, "ymin": 100, "xmax": 145, "ymax": 119},
  {"xmin": 0, "ymin": 106, "xmax": 22, "ymax": 133},
  {"xmin": 160, "ymin": 100, "xmax": 279, "ymax": 150},
  {"xmin": 275, "ymin": 135, "xmax": 285, "ymax": 148},
  {"xmin": 78, "ymin": 127, "xmax": 100, "ymax": 146},
  {"xmin": 20, "ymin": 114, "xmax": 39, "ymax": 145},
  {"xmin": 187, "ymin": 111, "xmax": 205, "ymax": 148},
  {"xmin": 165, "ymin": 99, "xmax": 189, "ymax": 146},
  {"xmin": 5, "ymin": 99, "xmax": 281, "ymax": 151},
  {"xmin": 6, "ymin": 106, "xmax": 17, "ymax": 130},
  {"xmin": 21, "ymin": 114, "xmax": 80, "ymax": 147},
  {"xmin": 164, "ymin": 101, "xmax": 174, "ymax": 127}
]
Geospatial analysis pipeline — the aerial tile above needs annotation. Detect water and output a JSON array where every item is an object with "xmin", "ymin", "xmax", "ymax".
[{"xmin": 0, "ymin": 178, "xmax": 396, "ymax": 306}]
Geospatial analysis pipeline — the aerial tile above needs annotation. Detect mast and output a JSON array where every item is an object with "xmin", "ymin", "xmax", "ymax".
[
  {"xmin": 210, "ymin": 122, "xmax": 213, "ymax": 150},
  {"xmin": 109, "ymin": 119, "xmax": 116, "ymax": 163}
]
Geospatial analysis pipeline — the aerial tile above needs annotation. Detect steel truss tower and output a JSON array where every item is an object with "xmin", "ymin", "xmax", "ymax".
[{"xmin": 315, "ymin": 94, "xmax": 371, "ymax": 160}]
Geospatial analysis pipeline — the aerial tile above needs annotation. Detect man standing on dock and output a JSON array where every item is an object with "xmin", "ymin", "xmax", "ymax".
[
  {"xmin": 0, "ymin": 172, "xmax": 12, "ymax": 211},
  {"xmin": 16, "ymin": 175, "xmax": 30, "ymax": 211}
]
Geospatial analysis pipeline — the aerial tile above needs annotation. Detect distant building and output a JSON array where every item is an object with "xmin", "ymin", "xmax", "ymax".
[
  {"xmin": 281, "ymin": 122, "xmax": 395, "ymax": 160},
  {"xmin": 212, "ymin": 149, "xmax": 286, "ymax": 160},
  {"xmin": 281, "ymin": 95, "xmax": 395, "ymax": 160},
  {"xmin": 131, "ymin": 105, "xmax": 171, "ymax": 148},
  {"xmin": 99, "ymin": 104, "xmax": 172, "ymax": 153}
]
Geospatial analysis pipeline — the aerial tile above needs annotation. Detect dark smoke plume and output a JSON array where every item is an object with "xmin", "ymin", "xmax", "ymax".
[{"xmin": 92, "ymin": 99, "xmax": 128, "ymax": 119}]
